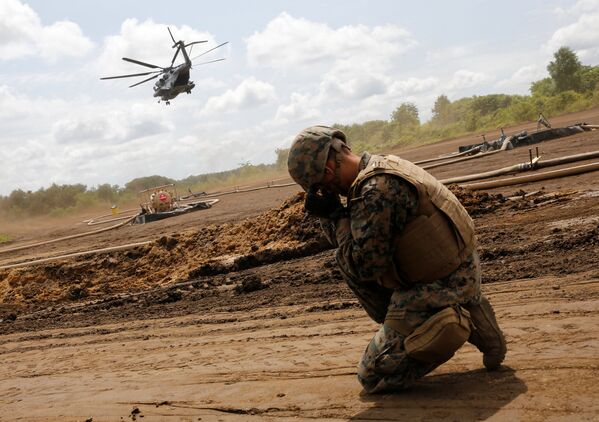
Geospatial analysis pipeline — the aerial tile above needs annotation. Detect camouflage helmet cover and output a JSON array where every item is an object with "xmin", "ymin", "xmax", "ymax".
[{"xmin": 287, "ymin": 125, "xmax": 347, "ymax": 191}]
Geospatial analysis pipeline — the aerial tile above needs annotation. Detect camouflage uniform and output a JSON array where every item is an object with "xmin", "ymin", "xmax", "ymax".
[
  {"xmin": 322, "ymin": 152, "xmax": 483, "ymax": 394},
  {"xmin": 287, "ymin": 126, "xmax": 505, "ymax": 394}
]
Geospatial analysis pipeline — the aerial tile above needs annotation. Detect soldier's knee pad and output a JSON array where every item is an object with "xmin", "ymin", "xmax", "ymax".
[{"xmin": 404, "ymin": 306, "xmax": 471, "ymax": 365}]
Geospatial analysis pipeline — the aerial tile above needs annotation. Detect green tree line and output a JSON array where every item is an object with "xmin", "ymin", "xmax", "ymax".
[
  {"xmin": 335, "ymin": 47, "xmax": 599, "ymax": 154},
  {"xmin": 0, "ymin": 161, "xmax": 285, "ymax": 219},
  {"xmin": 2, "ymin": 46, "xmax": 598, "ymax": 219}
]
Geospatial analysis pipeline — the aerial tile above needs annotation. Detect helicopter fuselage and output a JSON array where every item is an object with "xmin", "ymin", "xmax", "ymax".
[
  {"xmin": 153, "ymin": 63, "xmax": 195, "ymax": 101},
  {"xmin": 101, "ymin": 28, "xmax": 226, "ymax": 104}
]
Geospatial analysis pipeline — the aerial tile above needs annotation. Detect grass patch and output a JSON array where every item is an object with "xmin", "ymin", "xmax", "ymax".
[{"xmin": 0, "ymin": 233, "xmax": 12, "ymax": 243}]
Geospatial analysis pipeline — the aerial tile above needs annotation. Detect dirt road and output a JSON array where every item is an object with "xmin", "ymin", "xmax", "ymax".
[
  {"xmin": 1, "ymin": 109, "xmax": 599, "ymax": 421},
  {"xmin": 2, "ymin": 273, "xmax": 599, "ymax": 421}
]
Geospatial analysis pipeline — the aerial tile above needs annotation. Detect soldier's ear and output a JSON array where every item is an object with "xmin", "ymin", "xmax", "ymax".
[{"xmin": 323, "ymin": 161, "xmax": 335, "ymax": 175}]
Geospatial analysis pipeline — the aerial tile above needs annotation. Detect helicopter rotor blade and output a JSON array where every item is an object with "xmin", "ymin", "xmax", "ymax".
[
  {"xmin": 167, "ymin": 26, "xmax": 177, "ymax": 46},
  {"xmin": 100, "ymin": 70, "xmax": 163, "ymax": 80},
  {"xmin": 185, "ymin": 40, "xmax": 208, "ymax": 48},
  {"xmin": 190, "ymin": 41, "xmax": 229, "ymax": 61},
  {"xmin": 129, "ymin": 73, "xmax": 161, "ymax": 88},
  {"xmin": 122, "ymin": 57, "xmax": 163, "ymax": 69},
  {"xmin": 187, "ymin": 41, "xmax": 207, "ymax": 58},
  {"xmin": 170, "ymin": 46, "xmax": 180, "ymax": 67},
  {"xmin": 193, "ymin": 58, "xmax": 226, "ymax": 66}
]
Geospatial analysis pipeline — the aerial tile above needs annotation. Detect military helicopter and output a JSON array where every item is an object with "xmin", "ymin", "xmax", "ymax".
[{"xmin": 101, "ymin": 27, "xmax": 227, "ymax": 104}]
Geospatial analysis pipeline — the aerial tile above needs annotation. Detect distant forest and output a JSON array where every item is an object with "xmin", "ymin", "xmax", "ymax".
[{"xmin": 2, "ymin": 46, "xmax": 599, "ymax": 219}]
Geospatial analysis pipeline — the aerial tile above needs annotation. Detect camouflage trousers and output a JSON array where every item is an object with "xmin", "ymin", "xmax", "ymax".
[{"xmin": 357, "ymin": 252, "xmax": 482, "ymax": 394}]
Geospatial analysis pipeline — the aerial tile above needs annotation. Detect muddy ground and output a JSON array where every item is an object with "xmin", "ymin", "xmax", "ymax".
[{"xmin": 1, "ymin": 109, "xmax": 598, "ymax": 421}]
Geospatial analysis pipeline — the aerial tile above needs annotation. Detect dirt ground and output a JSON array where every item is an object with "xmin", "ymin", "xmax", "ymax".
[{"xmin": 1, "ymin": 109, "xmax": 598, "ymax": 421}]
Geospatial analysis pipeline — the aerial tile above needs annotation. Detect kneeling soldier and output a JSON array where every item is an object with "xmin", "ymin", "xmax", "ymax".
[{"xmin": 287, "ymin": 126, "xmax": 507, "ymax": 393}]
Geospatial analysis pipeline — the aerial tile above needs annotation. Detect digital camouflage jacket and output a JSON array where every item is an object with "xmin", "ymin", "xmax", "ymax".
[{"xmin": 320, "ymin": 152, "xmax": 420, "ymax": 322}]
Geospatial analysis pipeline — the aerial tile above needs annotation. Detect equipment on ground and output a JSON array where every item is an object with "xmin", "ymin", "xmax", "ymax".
[
  {"xmin": 458, "ymin": 121, "xmax": 594, "ymax": 154},
  {"xmin": 100, "ymin": 27, "xmax": 228, "ymax": 104},
  {"xmin": 537, "ymin": 113, "xmax": 552, "ymax": 130},
  {"xmin": 135, "ymin": 184, "xmax": 218, "ymax": 224}
]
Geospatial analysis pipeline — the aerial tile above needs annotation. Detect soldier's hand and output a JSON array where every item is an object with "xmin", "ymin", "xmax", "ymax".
[{"xmin": 305, "ymin": 187, "xmax": 347, "ymax": 219}]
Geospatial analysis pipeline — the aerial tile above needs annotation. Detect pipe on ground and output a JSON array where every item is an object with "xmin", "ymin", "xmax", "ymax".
[
  {"xmin": 0, "ymin": 214, "xmax": 138, "ymax": 255},
  {"xmin": 536, "ymin": 150, "xmax": 599, "ymax": 168},
  {"xmin": 422, "ymin": 137, "xmax": 513, "ymax": 170},
  {"xmin": 441, "ymin": 149, "xmax": 599, "ymax": 184},
  {"xmin": 414, "ymin": 145, "xmax": 482, "ymax": 165},
  {"xmin": 0, "ymin": 240, "xmax": 152, "ymax": 269},
  {"xmin": 459, "ymin": 161, "xmax": 599, "ymax": 190},
  {"xmin": 85, "ymin": 213, "xmax": 139, "ymax": 226},
  {"xmin": 424, "ymin": 149, "xmax": 502, "ymax": 170}
]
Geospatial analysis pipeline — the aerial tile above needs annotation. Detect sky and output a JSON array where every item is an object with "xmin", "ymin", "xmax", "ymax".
[{"xmin": 1, "ymin": 0, "xmax": 599, "ymax": 196}]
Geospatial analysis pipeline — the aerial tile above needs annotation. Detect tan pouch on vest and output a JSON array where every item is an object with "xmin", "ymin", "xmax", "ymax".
[
  {"xmin": 404, "ymin": 306, "xmax": 471, "ymax": 364},
  {"xmin": 394, "ymin": 210, "xmax": 464, "ymax": 283}
]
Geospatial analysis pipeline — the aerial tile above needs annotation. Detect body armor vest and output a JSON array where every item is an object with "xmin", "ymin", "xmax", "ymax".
[{"xmin": 348, "ymin": 154, "xmax": 476, "ymax": 287}]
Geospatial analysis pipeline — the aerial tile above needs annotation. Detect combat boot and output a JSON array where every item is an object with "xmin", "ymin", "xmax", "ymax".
[{"xmin": 464, "ymin": 296, "xmax": 506, "ymax": 370}]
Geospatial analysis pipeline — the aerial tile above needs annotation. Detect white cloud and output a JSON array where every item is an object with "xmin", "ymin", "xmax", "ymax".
[
  {"xmin": 191, "ymin": 77, "xmax": 228, "ymax": 91},
  {"xmin": 245, "ymin": 12, "xmax": 416, "ymax": 69},
  {"xmin": 274, "ymin": 92, "xmax": 321, "ymax": 124},
  {"xmin": 199, "ymin": 77, "xmax": 276, "ymax": 115},
  {"xmin": 0, "ymin": 0, "xmax": 93, "ymax": 61},
  {"xmin": 96, "ymin": 18, "xmax": 221, "ymax": 77},
  {"xmin": 0, "ymin": 84, "xmax": 32, "ymax": 118},
  {"xmin": 320, "ymin": 65, "xmax": 388, "ymax": 100},
  {"xmin": 6, "ymin": 2, "xmax": 597, "ymax": 196},
  {"xmin": 244, "ymin": 13, "xmax": 437, "ymax": 129},
  {"xmin": 388, "ymin": 77, "xmax": 439, "ymax": 96},
  {"xmin": 546, "ymin": 12, "xmax": 599, "ymax": 62},
  {"xmin": 0, "ymin": 84, "xmax": 180, "ymax": 193},
  {"xmin": 0, "ymin": 139, "xmax": 55, "ymax": 192},
  {"xmin": 447, "ymin": 70, "xmax": 490, "ymax": 91},
  {"xmin": 553, "ymin": 0, "xmax": 599, "ymax": 17},
  {"xmin": 52, "ymin": 103, "xmax": 172, "ymax": 145},
  {"xmin": 496, "ymin": 65, "xmax": 546, "ymax": 88},
  {"xmin": 1, "ymin": 116, "xmax": 174, "ymax": 193},
  {"xmin": 426, "ymin": 45, "xmax": 475, "ymax": 63},
  {"xmin": 38, "ymin": 21, "xmax": 94, "ymax": 60},
  {"xmin": 0, "ymin": 84, "xmax": 68, "ymax": 121}
]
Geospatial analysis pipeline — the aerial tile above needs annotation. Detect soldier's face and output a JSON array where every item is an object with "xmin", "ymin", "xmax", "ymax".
[{"xmin": 317, "ymin": 161, "xmax": 346, "ymax": 195}]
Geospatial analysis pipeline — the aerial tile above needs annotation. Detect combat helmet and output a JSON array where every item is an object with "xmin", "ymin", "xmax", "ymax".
[{"xmin": 287, "ymin": 125, "xmax": 348, "ymax": 191}]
